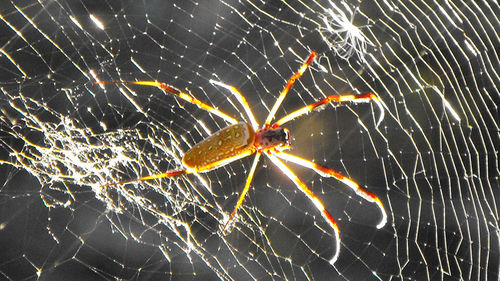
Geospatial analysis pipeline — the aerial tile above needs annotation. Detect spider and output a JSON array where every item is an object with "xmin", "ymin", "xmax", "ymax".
[{"xmin": 96, "ymin": 51, "xmax": 387, "ymax": 265}]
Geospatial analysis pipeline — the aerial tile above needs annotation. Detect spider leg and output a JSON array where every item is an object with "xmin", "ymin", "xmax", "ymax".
[
  {"xmin": 100, "ymin": 169, "xmax": 192, "ymax": 188},
  {"xmin": 272, "ymin": 93, "xmax": 384, "ymax": 128},
  {"xmin": 222, "ymin": 152, "xmax": 262, "ymax": 234},
  {"xmin": 209, "ymin": 80, "xmax": 259, "ymax": 131},
  {"xmin": 94, "ymin": 80, "xmax": 238, "ymax": 125},
  {"xmin": 273, "ymin": 151, "xmax": 387, "ymax": 229},
  {"xmin": 267, "ymin": 153, "xmax": 341, "ymax": 265},
  {"xmin": 264, "ymin": 51, "xmax": 317, "ymax": 127}
]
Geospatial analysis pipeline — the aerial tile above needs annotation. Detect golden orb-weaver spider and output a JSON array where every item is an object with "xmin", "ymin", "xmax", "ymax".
[{"xmin": 96, "ymin": 51, "xmax": 387, "ymax": 265}]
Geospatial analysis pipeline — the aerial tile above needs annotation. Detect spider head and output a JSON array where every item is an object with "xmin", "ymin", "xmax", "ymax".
[{"xmin": 254, "ymin": 126, "xmax": 290, "ymax": 151}]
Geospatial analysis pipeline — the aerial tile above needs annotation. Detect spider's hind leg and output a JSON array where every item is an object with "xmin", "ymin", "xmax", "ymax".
[
  {"xmin": 222, "ymin": 152, "xmax": 262, "ymax": 235},
  {"xmin": 94, "ymin": 80, "xmax": 238, "ymax": 125},
  {"xmin": 100, "ymin": 169, "xmax": 191, "ymax": 188},
  {"xmin": 209, "ymin": 80, "xmax": 259, "ymax": 131}
]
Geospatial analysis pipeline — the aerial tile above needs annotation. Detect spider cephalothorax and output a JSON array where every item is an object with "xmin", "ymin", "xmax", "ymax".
[
  {"xmin": 254, "ymin": 126, "xmax": 290, "ymax": 151},
  {"xmin": 97, "ymin": 51, "xmax": 387, "ymax": 265}
]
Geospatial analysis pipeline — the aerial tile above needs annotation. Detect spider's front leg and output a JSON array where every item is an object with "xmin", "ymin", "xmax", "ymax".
[
  {"xmin": 266, "ymin": 154, "xmax": 341, "ymax": 265},
  {"xmin": 272, "ymin": 93, "xmax": 385, "ymax": 128},
  {"xmin": 264, "ymin": 51, "xmax": 318, "ymax": 127},
  {"xmin": 274, "ymin": 151, "xmax": 387, "ymax": 229}
]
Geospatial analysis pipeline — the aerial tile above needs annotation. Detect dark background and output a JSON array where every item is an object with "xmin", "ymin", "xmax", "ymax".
[{"xmin": 0, "ymin": 0, "xmax": 498, "ymax": 280}]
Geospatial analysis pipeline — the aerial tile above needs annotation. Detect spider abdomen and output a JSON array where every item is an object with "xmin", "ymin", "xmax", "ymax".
[{"xmin": 183, "ymin": 122, "xmax": 255, "ymax": 171}]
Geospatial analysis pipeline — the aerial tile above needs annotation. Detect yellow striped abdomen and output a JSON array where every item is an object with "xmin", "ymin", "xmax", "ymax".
[{"xmin": 182, "ymin": 122, "xmax": 255, "ymax": 171}]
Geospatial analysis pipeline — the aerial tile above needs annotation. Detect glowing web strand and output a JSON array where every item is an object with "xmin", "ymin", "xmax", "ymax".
[{"xmin": 319, "ymin": 1, "xmax": 371, "ymax": 62}]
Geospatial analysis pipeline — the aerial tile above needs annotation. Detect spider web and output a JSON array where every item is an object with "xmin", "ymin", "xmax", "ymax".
[{"xmin": 0, "ymin": 0, "xmax": 498, "ymax": 280}]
